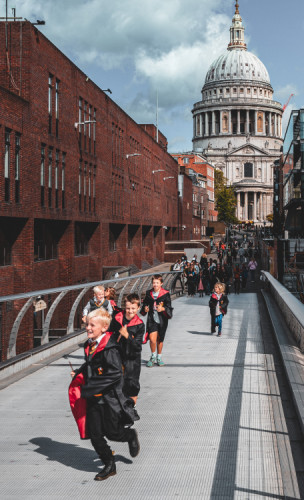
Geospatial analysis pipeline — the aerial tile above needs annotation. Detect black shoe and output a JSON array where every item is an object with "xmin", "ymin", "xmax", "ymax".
[
  {"xmin": 133, "ymin": 407, "xmax": 140, "ymax": 421},
  {"xmin": 128, "ymin": 428, "xmax": 140, "ymax": 458},
  {"xmin": 94, "ymin": 459, "xmax": 116, "ymax": 481},
  {"xmin": 211, "ymin": 329, "xmax": 216, "ymax": 333}
]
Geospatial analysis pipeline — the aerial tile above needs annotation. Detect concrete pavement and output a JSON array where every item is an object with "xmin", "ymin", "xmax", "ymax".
[{"xmin": 0, "ymin": 292, "xmax": 301, "ymax": 499}]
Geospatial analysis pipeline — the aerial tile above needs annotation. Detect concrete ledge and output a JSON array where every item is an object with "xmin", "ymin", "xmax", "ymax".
[
  {"xmin": 0, "ymin": 330, "xmax": 87, "ymax": 381},
  {"xmin": 262, "ymin": 271, "xmax": 304, "ymax": 351},
  {"xmin": 262, "ymin": 289, "xmax": 304, "ymax": 436}
]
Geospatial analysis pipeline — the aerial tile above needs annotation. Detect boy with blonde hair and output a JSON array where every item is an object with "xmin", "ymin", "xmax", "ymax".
[
  {"xmin": 69, "ymin": 308, "xmax": 140, "ymax": 481},
  {"xmin": 82, "ymin": 285, "xmax": 113, "ymax": 323}
]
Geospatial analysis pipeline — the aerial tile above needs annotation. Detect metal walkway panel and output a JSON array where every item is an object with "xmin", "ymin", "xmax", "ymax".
[{"xmin": 0, "ymin": 293, "xmax": 299, "ymax": 499}]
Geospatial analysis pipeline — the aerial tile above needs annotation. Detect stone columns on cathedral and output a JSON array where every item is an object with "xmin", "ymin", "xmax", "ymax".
[
  {"xmin": 212, "ymin": 111, "xmax": 215, "ymax": 135},
  {"xmin": 244, "ymin": 192, "xmax": 248, "ymax": 221},
  {"xmin": 246, "ymin": 110, "xmax": 250, "ymax": 134}
]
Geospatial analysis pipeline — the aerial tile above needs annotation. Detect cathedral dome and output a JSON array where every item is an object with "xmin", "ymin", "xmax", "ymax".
[{"xmin": 205, "ymin": 49, "xmax": 270, "ymax": 85}]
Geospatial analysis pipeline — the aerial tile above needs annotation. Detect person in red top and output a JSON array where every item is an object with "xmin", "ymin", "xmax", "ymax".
[
  {"xmin": 140, "ymin": 274, "xmax": 173, "ymax": 367},
  {"xmin": 68, "ymin": 309, "xmax": 140, "ymax": 482},
  {"xmin": 111, "ymin": 293, "xmax": 145, "ymax": 415}
]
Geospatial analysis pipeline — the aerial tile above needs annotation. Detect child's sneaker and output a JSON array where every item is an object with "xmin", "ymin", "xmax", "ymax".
[
  {"xmin": 146, "ymin": 356, "xmax": 156, "ymax": 367},
  {"xmin": 157, "ymin": 357, "xmax": 165, "ymax": 366},
  {"xmin": 217, "ymin": 332, "xmax": 222, "ymax": 337}
]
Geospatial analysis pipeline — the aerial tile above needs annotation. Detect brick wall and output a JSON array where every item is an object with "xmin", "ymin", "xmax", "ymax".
[{"xmin": 0, "ymin": 20, "xmax": 182, "ymax": 360}]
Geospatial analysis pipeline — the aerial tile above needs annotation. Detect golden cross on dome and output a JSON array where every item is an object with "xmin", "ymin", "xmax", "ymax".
[{"xmin": 235, "ymin": 1, "xmax": 240, "ymax": 14}]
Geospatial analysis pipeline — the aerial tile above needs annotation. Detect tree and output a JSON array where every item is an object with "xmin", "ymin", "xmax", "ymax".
[
  {"xmin": 214, "ymin": 169, "xmax": 226, "ymax": 204},
  {"xmin": 216, "ymin": 186, "xmax": 238, "ymax": 224},
  {"xmin": 214, "ymin": 168, "xmax": 238, "ymax": 224}
]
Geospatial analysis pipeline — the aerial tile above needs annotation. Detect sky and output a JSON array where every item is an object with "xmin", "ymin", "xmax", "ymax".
[{"xmin": 7, "ymin": 0, "xmax": 304, "ymax": 152}]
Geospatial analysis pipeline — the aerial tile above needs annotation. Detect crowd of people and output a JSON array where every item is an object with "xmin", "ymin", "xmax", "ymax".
[
  {"xmin": 67, "ymin": 236, "xmax": 259, "ymax": 482},
  {"xmin": 173, "ymin": 238, "xmax": 259, "ymax": 296}
]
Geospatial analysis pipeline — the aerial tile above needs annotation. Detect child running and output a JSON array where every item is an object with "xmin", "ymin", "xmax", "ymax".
[
  {"xmin": 140, "ymin": 274, "xmax": 173, "ymax": 367},
  {"xmin": 69, "ymin": 308, "xmax": 140, "ymax": 481},
  {"xmin": 82, "ymin": 285, "xmax": 113, "ymax": 323},
  {"xmin": 209, "ymin": 282, "xmax": 229, "ymax": 337},
  {"xmin": 111, "ymin": 293, "xmax": 145, "ymax": 417}
]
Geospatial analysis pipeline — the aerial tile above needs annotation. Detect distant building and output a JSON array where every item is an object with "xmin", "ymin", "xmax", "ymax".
[
  {"xmin": 172, "ymin": 153, "xmax": 217, "ymax": 237},
  {"xmin": 282, "ymin": 109, "xmax": 304, "ymax": 237},
  {"xmin": 192, "ymin": 2, "xmax": 283, "ymax": 223}
]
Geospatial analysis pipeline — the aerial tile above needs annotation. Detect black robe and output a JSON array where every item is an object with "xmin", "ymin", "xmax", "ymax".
[
  {"xmin": 69, "ymin": 332, "xmax": 135, "ymax": 439},
  {"xmin": 140, "ymin": 287, "xmax": 173, "ymax": 340},
  {"xmin": 111, "ymin": 310, "xmax": 145, "ymax": 397}
]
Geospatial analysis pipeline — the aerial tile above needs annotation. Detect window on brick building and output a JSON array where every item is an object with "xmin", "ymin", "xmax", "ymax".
[
  {"xmin": 83, "ymin": 101, "xmax": 87, "ymax": 151},
  {"xmin": 34, "ymin": 219, "xmax": 58, "ymax": 261},
  {"xmin": 48, "ymin": 74, "xmax": 53, "ymax": 134},
  {"xmin": 0, "ymin": 218, "xmax": 12, "ymax": 266},
  {"xmin": 93, "ymin": 165, "xmax": 96, "ymax": 212},
  {"xmin": 88, "ymin": 105, "xmax": 92, "ymax": 154},
  {"xmin": 55, "ymin": 79, "xmax": 60, "ymax": 137},
  {"xmin": 79, "ymin": 161, "xmax": 82, "ymax": 211},
  {"xmin": 93, "ymin": 108, "xmax": 96, "ymax": 155},
  {"xmin": 74, "ymin": 221, "xmax": 98, "ymax": 256},
  {"xmin": 128, "ymin": 225, "xmax": 139, "ymax": 249},
  {"xmin": 142, "ymin": 225, "xmax": 150, "ymax": 247},
  {"xmin": 62, "ymin": 152, "xmax": 66, "ymax": 209},
  {"xmin": 15, "ymin": 133, "xmax": 20, "ymax": 203},
  {"xmin": 83, "ymin": 162, "xmax": 87, "ymax": 211},
  {"xmin": 48, "ymin": 148, "xmax": 52, "ymax": 208},
  {"xmin": 41, "ymin": 145, "xmax": 45, "ymax": 207},
  {"xmin": 4, "ymin": 129, "xmax": 11, "ymax": 202},
  {"xmin": 55, "ymin": 150, "xmax": 59, "ymax": 208},
  {"xmin": 78, "ymin": 97, "xmax": 83, "ymax": 146},
  {"xmin": 88, "ymin": 164, "xmax": 92, "ymax": 212},
  {"xmin": 109, "ymin": 223, "xmax": 124, "ymax": 252}
]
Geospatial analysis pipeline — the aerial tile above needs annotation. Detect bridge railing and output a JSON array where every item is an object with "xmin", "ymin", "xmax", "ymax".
[{"xmin": 0, "ymin": 271, "xmax": 182, "ymax": 368}]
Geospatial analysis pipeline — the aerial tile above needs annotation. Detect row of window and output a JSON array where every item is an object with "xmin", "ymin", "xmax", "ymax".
[
  {"xmin": 205, "ymin": 87, "xmax": 272, "ymax": 99},
  {"xmin": 78, "ymin": 97, "xmax": 96, "ymax": 154},
  {"xmin": 40, "ymin": 145, "xmax": 66, "ymax": 209},
  {"xmin": 48, "ymin": 74, "xmax": 60, "ymax": 137},
  {"xmin": 4, "ymin": 129, "xmax": 21, "ymax": 203},
  {"xmin": 78, "ymin": 161, "xmax": 96, "ymax": 213}
]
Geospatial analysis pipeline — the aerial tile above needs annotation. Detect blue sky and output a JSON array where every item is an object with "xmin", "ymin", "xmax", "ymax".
[{"xmin": 8, "ymin": 0, "xmax": 304, "ymax": 152}]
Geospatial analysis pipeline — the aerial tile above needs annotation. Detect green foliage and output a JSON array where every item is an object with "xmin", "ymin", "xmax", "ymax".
[{"xmin": 214, "ymin": 168, "xmax": 238, "ymax": 224}]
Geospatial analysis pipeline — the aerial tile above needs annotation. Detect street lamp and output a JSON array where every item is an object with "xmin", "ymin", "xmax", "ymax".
[
  {"xmin": 152, "ymin": 169, "xmax": 165, "ymax": 174},
  {"xmin": 163, "ymin": 176, "xmax": 175, "ymax": 181},
  {"xmin": 126, "ymin": 153, "xmax": 141, "ymax": 159},
  {"xmin": 74, "ymin": 120, "xmax": 96, "ymax": 129}
]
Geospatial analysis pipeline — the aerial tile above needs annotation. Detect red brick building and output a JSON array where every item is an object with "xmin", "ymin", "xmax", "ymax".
[
  {"xmin": 173, "ymin": 153, "xmax": 217, "ymax": 236},
  {"xmin": 0, "ymin": 20, "xmax": 193, "ymax": 359},
  {"xmin": 0, "ymin": 19, "xmax": 182, "ymax": 297}
]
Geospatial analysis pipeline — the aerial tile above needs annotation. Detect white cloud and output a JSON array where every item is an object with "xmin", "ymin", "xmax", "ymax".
[{"xmin": 12, "ymin": 0, "xmax": 233, "ymax": 149}]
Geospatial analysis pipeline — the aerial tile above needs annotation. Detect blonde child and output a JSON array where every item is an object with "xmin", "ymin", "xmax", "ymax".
[{"xmin": 209, "ymin": 282, "xmax": 229, "ymax": 337}]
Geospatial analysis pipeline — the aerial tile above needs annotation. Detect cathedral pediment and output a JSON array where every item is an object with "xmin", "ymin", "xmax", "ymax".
[{"xmin": 227, "ymin": 143, "xmax": 269, "ymax": 158}]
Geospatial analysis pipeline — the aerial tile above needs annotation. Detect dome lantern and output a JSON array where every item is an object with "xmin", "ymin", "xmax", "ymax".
[{"xmin": 228, "ymin": 0, "xmax": 247, "ymax": 51}]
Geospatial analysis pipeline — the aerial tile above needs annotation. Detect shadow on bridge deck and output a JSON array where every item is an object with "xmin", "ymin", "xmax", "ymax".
[{"xmin": 0, "ymin": 284, "xmax": 302, "ymax": 499}]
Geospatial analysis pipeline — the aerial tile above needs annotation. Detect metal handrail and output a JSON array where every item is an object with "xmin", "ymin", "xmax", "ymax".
[{"xmin": 1, "ymin": 271, "xmax": 182, "ymax": 360}]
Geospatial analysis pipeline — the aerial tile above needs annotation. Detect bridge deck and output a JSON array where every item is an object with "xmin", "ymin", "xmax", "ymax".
[{"xmin": 0, "ymin": 292, "xmax": 301, "ymax": 499}]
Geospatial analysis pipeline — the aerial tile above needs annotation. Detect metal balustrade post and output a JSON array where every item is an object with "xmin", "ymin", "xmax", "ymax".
[
  {"xmin": 7, "ymin": 297, "xmax": 35, "ymax": 359},
  {"xmin": 117, "ymin": 280, "xmax": 131, "ymax": 308},
  {"xmin": 42, "ymin": 290, "xmax": 69, "ymax": 344},
  {"xmin": 67, "ymin": 286, "xmax": 91, "ymax": 334}
]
